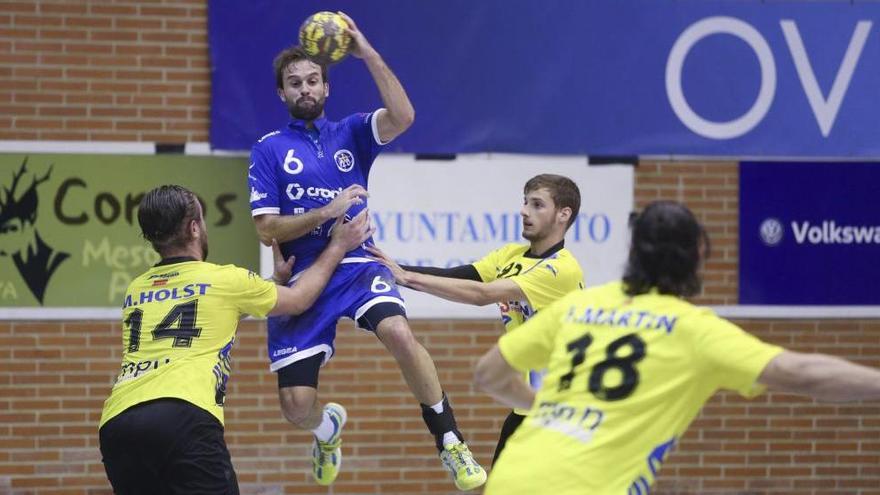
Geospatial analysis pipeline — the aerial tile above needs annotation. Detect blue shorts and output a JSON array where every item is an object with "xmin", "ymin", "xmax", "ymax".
[{"xmin": 267, "ymin": 261, "xmax": 406, "ymax": 372}]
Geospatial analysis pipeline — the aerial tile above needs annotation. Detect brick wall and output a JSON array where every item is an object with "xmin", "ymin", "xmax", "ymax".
[
  {"xmin": 4, "ymin": 317, "xmax": 880, "ymax": 495},
  {"xmin": 2, "ymin": 2, "xmax": 879, "ymax": 494},
  {"xmin": 0, "ymin": 0, "xmax": 208, "ymax": 142}
]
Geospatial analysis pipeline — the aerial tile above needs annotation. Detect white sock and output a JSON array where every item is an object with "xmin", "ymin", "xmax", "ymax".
[
  {"xmin": 312, "ymin": 409, "xmax": 336, "ymax": 442},
  {"xmin": 442, "ymin": 431, "xmax": 461, "ymax": 447},
  {"xmin": 428, "ymin": 397, "xmax": 460, "ymax": 447}
]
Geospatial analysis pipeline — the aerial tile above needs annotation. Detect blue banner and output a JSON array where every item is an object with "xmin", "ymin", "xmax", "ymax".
[
  {"xmin": 739, "ymin": 162, "xmax": 880, "ymax": 305},
  {"xmin": 209, "ymin": 1, "xmax": 880, "ymax": 156}
]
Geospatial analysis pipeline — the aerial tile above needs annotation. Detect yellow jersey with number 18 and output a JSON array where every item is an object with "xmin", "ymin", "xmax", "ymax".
[
  {"xmin": 99, "ymin": 259, "xmax": 277, "ymax": 428},
  {"xmin": 472, "ymin": 242, "xmax": 584, "ymax": 414},
  {"xmin": 486, "ymin": 281, "xmax": 783, "ymax": 495}
]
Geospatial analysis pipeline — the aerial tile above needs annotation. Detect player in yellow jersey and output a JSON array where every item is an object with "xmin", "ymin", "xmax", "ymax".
[
  {"xmin": 368, "ymin": 174, "xmax": 584, "ymax": 463},
  {"xmin": 475, "ymin": 200, "xmax": 880, "ymax": 494},
  {"xmin": 98, "ymin": 185, "xmax": 372, "ymax": 495}
]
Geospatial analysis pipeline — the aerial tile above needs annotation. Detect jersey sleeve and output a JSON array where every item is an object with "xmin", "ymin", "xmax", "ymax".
[
  {"xmin": 692, "ymin": 311, "xmax": 784, "ymax": 398},
  {"xmin": 509, "ymin": 258, "xmax": 582, "ymax": 310},
  {"xmin": 498, "ymin": 294, "xmax": 568, "ymax": 372},
  {"xmin": 471, "ymin": 248, "xmax": 502, "ymax": 283},
  {"xmin": 228, "ymin": 267, "xmax": 278, "ymax": 318},
  {"xmin": 341, "ymin": 110, "xmax": 386, "ymax": 175},
  {"xmin": 400, "ymin": 264, "xmax": 482, "ymax": 281},
  {"xmin": 248, "ymin": 143, "xmax": 280, "ymax": 216}
]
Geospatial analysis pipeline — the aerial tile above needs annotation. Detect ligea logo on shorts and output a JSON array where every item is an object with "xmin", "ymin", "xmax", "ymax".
[{"xmin": 272, "ymin": 346, "xmax": 298, "ymax": 358}]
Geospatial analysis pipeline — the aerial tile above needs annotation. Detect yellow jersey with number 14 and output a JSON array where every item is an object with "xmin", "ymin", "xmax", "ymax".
[
  {"xmin": 486, "ymin": 281, "xmax": 783, "ymax": 495},
  {"xmin": 100, "ymin": 260, "xmax": 277, "ymax": 428}
]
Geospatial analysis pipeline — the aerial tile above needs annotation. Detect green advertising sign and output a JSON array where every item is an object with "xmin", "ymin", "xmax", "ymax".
[{"xmin": 0, "ymin": 154, "xmax": 258, "ymax": 308}]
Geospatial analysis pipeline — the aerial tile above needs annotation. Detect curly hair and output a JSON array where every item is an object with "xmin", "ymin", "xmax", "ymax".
[{"xmin": 623, "ymin": 201, "xmax": 710, "ymax": 297}]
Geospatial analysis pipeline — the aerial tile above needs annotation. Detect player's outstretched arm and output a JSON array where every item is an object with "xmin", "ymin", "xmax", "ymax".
[
  {"xmin": 254, "ymin": 184, "xmax": 368, "ymax": 246},
  {"xmin": 367, "ymin": 245, "xmax": 525, "ymax": 305},
  {"xmin": 474, "ymin": 345, "xmax": 536, "ymax": 411},
  {"xmin": 338, "ymin": 11, "xmax": 414, "ymax": 143},
  {"xmin": 269, "ymin": 210, "xmax": 374, "ymax": 316},
  {"xmin": 758, "ymin": 350, "xmax": 880, "ymax": 402},
  {"xmin": 399, "ymin": 263, "xmax": 482, "ymax": 281}
]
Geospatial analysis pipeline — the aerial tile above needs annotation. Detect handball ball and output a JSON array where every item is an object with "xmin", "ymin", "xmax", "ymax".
[{"xmin": 299, "ymin": 11, "xmax": 352, "ymax": 65}]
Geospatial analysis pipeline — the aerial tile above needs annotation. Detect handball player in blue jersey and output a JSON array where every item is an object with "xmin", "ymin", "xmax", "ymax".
[{"xmin": 247, "ymin": 13, "xmax": 485, "ymax": 490}]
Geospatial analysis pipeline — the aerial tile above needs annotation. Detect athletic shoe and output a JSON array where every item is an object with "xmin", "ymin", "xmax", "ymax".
[
  {"xmin": 311, "ymin": 402, "xmax": 347, "ymax": 486},
  {"xmin": 439, "ymin": 442, "xmax": 487, "ymax": 491}
]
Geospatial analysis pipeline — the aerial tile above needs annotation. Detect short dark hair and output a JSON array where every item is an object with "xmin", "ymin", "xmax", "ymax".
[
  {"xmin": 137, "ymin": 185, "xmax": 201, "ymax": 256},
  {"xmin": 273, "ymin": 46, "xmax": 328, "ymax": 89},
  {"xmin": 623, "ymin": 201, "xmax": 710, "ymax": 298},
  {"xmin": 524, "ymin": 174, "xmax": 581, "ymax": 230}
]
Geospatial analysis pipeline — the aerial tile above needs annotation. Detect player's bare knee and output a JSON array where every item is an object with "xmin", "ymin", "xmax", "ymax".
[
  {"xmin": 378, "ymin": 318, "xmax": 419, "ymax": 354},
  {"xmin": 279, "ymin": 387, "xmax": 316, "ymax": 426}
]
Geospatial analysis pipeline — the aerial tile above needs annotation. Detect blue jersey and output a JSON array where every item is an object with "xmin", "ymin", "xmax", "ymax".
[{"xmin": 248, "ymin": 111, "xmax": 385, "ymax": 271}]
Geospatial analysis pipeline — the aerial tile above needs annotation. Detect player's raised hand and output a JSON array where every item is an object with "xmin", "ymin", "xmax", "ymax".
[
  {"xmin": 337, "ymin": 11, "xmax": 376, "ymax": 59},
  {"xmin": 330, "ymin": 209, "xmax": 374, "ymax": 252},
  {"xmin": 324, "ymin": 184, "xmax": 368, "ymax": 219},
  {"xmin": 271, "ymin": 238, "xmax": 295, "ymax": 285},
  {"xmin": 365, "ymin": 245, "xmax": 410, "ymax": 286}
]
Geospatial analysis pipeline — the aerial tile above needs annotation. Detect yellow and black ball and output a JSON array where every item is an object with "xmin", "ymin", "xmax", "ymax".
[{"xmin": 298, "ymin": 11, "xmax": 352, "ymax": 65}]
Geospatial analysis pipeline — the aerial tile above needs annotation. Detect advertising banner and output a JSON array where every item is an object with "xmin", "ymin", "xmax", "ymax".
[
  {"xmin": 367, "ymin": 154, "xmax": 633, "ymax": 318},
  {"xmin": 0, "ymin": 154, "xmax": 258, "ymax": 308},
  {"xmin": 740, "ymin": 161, "xmax": 880, "ymax": 305},
  {"xmin": 210, "ymin": 0, "xmax": 880, "ymax": 156}
]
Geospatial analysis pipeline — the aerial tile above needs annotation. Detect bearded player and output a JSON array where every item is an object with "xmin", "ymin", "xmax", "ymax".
[{"xmin": 247, "ymin": 12, "xmax": 486, "ymax": 491}]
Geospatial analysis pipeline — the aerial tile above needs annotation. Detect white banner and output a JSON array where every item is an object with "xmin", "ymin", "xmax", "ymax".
[{"xmin": 364, "ymin": 153, "xmax": 634, "ymax": 318}]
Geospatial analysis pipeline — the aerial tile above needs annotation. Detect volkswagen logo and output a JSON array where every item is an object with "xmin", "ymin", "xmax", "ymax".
[{"xmin": 759, "ymin": 218, "xmax": 784, "ymax": 246}]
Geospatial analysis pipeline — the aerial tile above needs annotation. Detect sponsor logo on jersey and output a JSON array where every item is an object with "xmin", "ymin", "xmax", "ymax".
[
  {"xmin": 116, "ymin": 357, "xmax": 172, "ymax": 384},
  {"xmin": 334, "ymin": 149, "xmax": 355, "ymax": 172},
  {"xmin": 499, "ymin": 299, "xmax": 535, "ymax": 325},
  {"xmin": 250, "ymin": 187, "xmax": 268, "ymax": 203},
  {"xmin": 532, "ymin": 400, "xmax": 605, "ymax": 444},
  {"xmin": 257, "ymin": 130, "xmax": 280, "ymax": 143},
  {"xmin": 147, "ymin": 271, "xmax": 179, "ymax": 280},
  {"xmin": 286, "ymin": 183, "xmax": 343, "ymax": 201}
]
